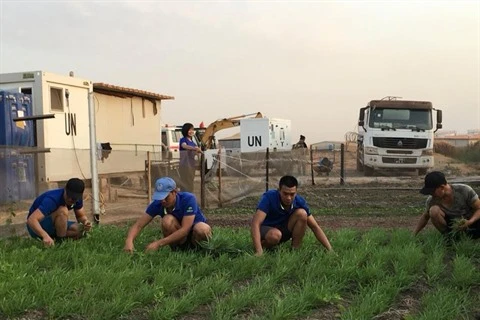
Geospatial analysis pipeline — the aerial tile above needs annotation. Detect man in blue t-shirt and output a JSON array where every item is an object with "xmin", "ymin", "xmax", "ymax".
[
  {"xmin": 251, "ymin": 175, "xmax": 332, "ymax": 256},
  {"xmin": 26, "ymin": 178, "xmax": 92, "ymax": 247},
  {"xmin": 124, "ymin": 177, "xmax": 212, "ymax": 253}
]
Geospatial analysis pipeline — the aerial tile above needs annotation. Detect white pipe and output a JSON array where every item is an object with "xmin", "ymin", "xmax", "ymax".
[{"xmin": 88, "ymin": 91, "xmax": 100, "ymax": 223}]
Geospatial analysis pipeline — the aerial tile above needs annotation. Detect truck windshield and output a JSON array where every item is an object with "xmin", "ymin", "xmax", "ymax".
[{"xmin": 368, "ymin": 108, "xmax": 432, "ymax": 130}]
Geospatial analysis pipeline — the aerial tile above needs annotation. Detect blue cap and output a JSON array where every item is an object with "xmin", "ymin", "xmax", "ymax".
[{"xmin": 153, "ymin": 177, "xmax": 176, "ymax": 200}]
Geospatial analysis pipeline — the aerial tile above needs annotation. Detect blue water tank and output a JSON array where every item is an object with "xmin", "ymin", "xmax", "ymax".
[
  {"xmin": 0, "ymin": 149, "xmax": 6, "ymax": 203},
  {"xmin": 0, "ymin": 149, "xmax": 19, "ymax": 203},
  {"xmin": 16, "ymin": 154, "xmax": 35, "ymax": 200},
  {"xmin": 12, "ymin": 93, "xmax": 34, "ymax": 147},
  {"xmin": 23, "ymin": 95, "xmax": 34, "ymax": 146},
  {"xmin": 0, "ymin": 92, "xmax": 16, "ymax": 146},
  {"xmin": 0, "ymin": 91, "xmax": 34, "ymax": 147},
  {"xmin": 0, "ymin": 149, "xmax": 35, "ymax": 204},
  {"xmin": 0, "ymin": 92, "xmax": 36, "ymax": 204}
]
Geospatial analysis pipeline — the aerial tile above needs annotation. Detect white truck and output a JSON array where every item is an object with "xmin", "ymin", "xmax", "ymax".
[
  {"xmin": 240, "ymin": 118, "xmax": 292, "ymax": 152},
  {"xmin": 356, "ymin": 97, "xmax": 442, "ymax": 176},
  {"xmin": 221, "ymin": 117, "xmax": 292, "ymax": 175}
]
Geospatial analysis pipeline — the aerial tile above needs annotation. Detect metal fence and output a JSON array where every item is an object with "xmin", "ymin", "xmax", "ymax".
[
  {"xmin": 1, "ymin": 142, "xmax": 402, "ymax": 233},
  {"xmin": 4, "ymin": 142, "xmax": 478, "ymax": 236},
  {"xmin": 0, "ymin": 143, "xmax": 352, "ymax": 209}
]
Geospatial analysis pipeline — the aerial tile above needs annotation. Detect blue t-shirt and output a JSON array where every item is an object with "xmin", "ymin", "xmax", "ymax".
[
  {"xmin": 257, "ymin": 189, "xmax": 310, "ymax": 226},
  {"xmin": 179, "ymin": 137, "xmax": 197, "ymax": 167},
  {"xmin": 145, "ymin": 192, "xmax": 206, "ymax": 225},
  {"xmin": 27, "ymin": 188, "xmax": 83, "ymax": 218}
]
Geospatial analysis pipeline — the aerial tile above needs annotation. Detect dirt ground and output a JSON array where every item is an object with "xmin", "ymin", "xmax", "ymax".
[{"xmin": 1, "ymin": 149, "xmax": 479, "ymax": 238}]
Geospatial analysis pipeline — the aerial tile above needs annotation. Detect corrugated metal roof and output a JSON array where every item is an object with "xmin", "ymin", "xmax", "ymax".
[{"xmin": 93, "ymin": 82, "xmax": 174, "ymax": 100}]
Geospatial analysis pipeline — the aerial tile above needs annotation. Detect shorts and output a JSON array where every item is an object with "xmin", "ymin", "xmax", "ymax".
[
  {"xmin": 260, "ymin": 222, "xmax": 292, "ymax": 244},
  {"xmin": 27, "ymin": 216, "xmax": 76, "ymax": 239},
  {"xmin": 169, "ymin": 229, "xmax": 197, "ymax": 251}
]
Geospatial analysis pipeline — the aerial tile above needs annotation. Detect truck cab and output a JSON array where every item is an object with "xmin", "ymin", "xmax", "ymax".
[
  {"xmin": 357, "ymin": 98, "xmax": 442, "ymax": 176},
  {"xmin": 161, "ymin": 127, "xmax": 183, "ymax": 161}
]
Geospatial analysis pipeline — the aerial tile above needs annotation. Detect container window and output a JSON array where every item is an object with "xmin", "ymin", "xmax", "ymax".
[
  {"xmin": 50, "ymin": 87, "xmax": 63, "ymax": 111},
  {"xmin": 21, "ymin": 88, "xmax": 32, "ymax": 95}
]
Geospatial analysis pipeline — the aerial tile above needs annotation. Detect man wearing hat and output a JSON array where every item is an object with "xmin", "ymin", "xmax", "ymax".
[
  {"xmin": 124, "ymin": 177, "xmax": 211, "ymax": 253},
  {"xmin": 414, "ymin": 171, "xmax": 480, "ymax": 239},
  {"xmin": 26, "ymin": 178, "xmax": 92, "ymax": 247}
]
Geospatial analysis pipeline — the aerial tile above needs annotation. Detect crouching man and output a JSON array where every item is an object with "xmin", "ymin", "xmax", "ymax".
[
  {"xmin": 27, "ymin": 178, "xmax": 92, "ymax": 247},
  {"xmin": 414, "ymin": 171, "xmax": 480, "ymax": 239},
  {"xmin": 251, "ymin": 175, "xmax": 332, "ymax": 256},
  {"xmin": 124, "ymin": 177, "xmax": 212, "ymax": 253}
]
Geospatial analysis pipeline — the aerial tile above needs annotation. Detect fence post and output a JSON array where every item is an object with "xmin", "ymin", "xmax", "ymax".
[
  {"xmin": 200, "ymin": 152, "xmax": 205, "ymax": 209},
  {"xmin": 217, "ymin": 149, "xmax": 222, "ymax": 208},
  {"xmin": 147, "ymin": 151, "xmax": 152, "ymax": 204},
  {"xmin": 265, "ymin": 148, "xmax": 270, "ymax": 192},
  {"xmin": 340, "ymin": 143, "xmax": 345, "ymax": 185},
  {"xmin": 310, "ymin": 146, "xmax": 315, "ymax": 185}
]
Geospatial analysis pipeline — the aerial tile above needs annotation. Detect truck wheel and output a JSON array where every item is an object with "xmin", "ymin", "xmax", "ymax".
[{"xmin": 364, "ymin": 166, "xmax": 374, "ymax": 176}]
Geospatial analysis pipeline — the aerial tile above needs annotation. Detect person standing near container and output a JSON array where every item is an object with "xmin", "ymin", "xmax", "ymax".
[{"xmin": 179, "ymin": 122, "xmax": 202, "ymax": 193}]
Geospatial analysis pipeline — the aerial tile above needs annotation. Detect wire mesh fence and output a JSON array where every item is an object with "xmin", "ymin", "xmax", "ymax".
[
  {"xmin": 2, "ymin": 142, "xmax": 430, "ymax": 232},
  {"xmin": 194, "ymin": 144, "xmax": 350, "ymax": 208},
  {"xmin": 0, "ymin": 144, "xmax": 352, "ymax": 222},
  {"xmin": 0, "ymin": 146, "xmax": 158, "ymax": 231}
]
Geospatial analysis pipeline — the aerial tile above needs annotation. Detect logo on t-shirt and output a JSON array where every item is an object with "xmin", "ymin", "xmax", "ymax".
[{"xmin": 186, "ymin": 206, "xmax": 194, "ymax": 213}]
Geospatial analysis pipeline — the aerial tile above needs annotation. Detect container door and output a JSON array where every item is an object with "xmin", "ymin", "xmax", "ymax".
[{"xmin": 13, "ymin": 93, "xmax": 34, "ymax": 147}]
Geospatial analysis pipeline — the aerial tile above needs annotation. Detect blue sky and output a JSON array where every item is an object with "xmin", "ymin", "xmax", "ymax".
[{"xmin": 1, "ymin": 1, "xmax": 479, "ymax": 143}]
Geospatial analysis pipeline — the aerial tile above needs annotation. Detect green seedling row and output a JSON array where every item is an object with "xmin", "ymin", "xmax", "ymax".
[{"xmin": 0, "ymin": 226, "xmax": 479, "ymax": 320}]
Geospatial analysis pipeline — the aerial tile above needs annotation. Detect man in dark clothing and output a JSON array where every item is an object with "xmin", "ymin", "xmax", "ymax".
[
  {"xmin": 293, "ymin": 135, "xmax": 307, "ymax": 149},
  {"xmin": 414, "ymin": 171, "xmax": 480, "ymax": 239},
  {"xmin": 292, "ymin": 135, "xmax": 308, "ymax": 175}
]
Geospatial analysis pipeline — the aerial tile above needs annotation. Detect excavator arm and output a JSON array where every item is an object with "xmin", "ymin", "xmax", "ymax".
[{"xmin": 200, "ymin": 112, "xmax": 263, "ymax": 150}]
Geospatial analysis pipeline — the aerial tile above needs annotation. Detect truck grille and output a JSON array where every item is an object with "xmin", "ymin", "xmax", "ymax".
[
  {"xmin": 386, "ymin": 150, "xmax": 413, "ymax": 154},
  {"xmin": 382, "ymin": 157, "xmax": 417, "ymax": 164},
  {"xmin": 373, "ymin": 137, "xmax": 427, "ymax": 149}
]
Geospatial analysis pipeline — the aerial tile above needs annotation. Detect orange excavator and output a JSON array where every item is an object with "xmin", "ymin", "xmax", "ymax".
[{"xmin": 197, "ymin": 112, "xmax": 263, "ymax": 150}]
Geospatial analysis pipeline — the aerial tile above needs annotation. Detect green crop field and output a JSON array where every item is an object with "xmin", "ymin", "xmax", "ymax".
[{"xmin": 1, "ymin": 224, "xmax": 479, "ymax": 320}]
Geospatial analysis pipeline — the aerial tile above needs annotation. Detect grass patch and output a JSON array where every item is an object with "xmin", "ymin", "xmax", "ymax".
[{"xmin": 0, "ymin": 226, "xmax": 479, "ymax": 319}]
